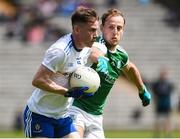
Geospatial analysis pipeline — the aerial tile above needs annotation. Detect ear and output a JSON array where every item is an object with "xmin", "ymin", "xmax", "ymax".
[{"xmin": 73, "ymin": 25, "xmax": 80, "ymax": 34}]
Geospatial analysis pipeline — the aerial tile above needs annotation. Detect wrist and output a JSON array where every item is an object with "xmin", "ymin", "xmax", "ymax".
[
  {"xmin": 63, "ymin": 88, "xmax": 69, "ymax": 96},
  {"xmin": 139, "ymin": 85, "xmax": 146, "ymax": 94}
]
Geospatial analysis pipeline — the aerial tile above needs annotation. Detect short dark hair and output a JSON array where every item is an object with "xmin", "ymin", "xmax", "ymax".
[
  {"xmin": 101, "ymin": 8, "xmax": 125, "ymax": 26},
  {"xmin": 71, "ymin": 6, "xmax": 99, "ymax": 26}
]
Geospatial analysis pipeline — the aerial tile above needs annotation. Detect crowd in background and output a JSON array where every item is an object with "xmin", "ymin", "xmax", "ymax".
[
  {"xmin": 0, "ymin": 0, "xmax": 95, "ymax": 44},
  {"xmin": 153, "ymin": 0, "xmax": 180, "ymax": 29},
  {"xmin": 0, "ymin": 0, "xmax": 179, "ymax": 44}
]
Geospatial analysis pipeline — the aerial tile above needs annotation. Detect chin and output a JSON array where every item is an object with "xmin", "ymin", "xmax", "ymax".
[
  {"xmin": 111, "ymin": 42, "xmax": 118, "ymax": 47},
  {"xmin": 114, "ymin": 42, "xmax": 119, "ymax": 46},
  {"xmin": 88, "ymin": 42, "xmax": 94, "ymax": 47}
]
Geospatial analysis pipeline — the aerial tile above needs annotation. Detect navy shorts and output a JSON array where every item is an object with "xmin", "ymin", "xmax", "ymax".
[{"xmin": 23, "ymin": 106, "xmax": 76, "ymax": 138}]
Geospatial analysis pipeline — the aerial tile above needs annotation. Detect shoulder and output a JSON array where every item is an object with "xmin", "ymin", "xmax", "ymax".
[
  {"xmin": 51, "ymin": 33, "xmax": 73, "ymax": 51},
  {"xmin": 55, "ymin": 33, "xmax": 72, "ymax": 44},
  {"xmin": 115, "ymin": 45, "xmax": 129, "ymax": 67},
  {"xmin": 92, "ymin": 42, "xmax": 107, "ymax": 54},
  {"xmin": 116, "ymin": 45, "xmax": 129, "ymax": 60},
  {"xmin": 116, "ymin": 45, "xmax": 128, "ymax": 56},
  {"xmin": 47, "ymin": 33, "xmax": 73, "ymax": 55}
]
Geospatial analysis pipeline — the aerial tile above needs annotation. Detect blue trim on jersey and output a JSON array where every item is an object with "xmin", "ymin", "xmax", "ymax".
[
  {"xmin": 23, "ymin": 106, "xmax": 77, "ymax": 138},
  {"xmin": 63, "ymin": 37, "xmax": 74, "ymax": 56},
  {"xmin": 64, "ymin": 40, "xmax": 72, "ymax": 53},
  {"xmin": 66, "ymin": 42, "xmax": 73, "ymax": 55}
]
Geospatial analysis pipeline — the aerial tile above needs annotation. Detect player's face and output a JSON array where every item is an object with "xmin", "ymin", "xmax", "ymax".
[
  {"xmin": 101, "ymin": 15, "xmax": 124, "ymax": 50},
  {"xmin": 79, "ymin": 20, "xmax": 99, "ymax": 47}
]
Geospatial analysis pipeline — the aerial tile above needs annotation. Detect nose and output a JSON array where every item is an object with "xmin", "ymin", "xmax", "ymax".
[
  {"xmin": 94, "ymin": 31, "xmax": 98, "ymax": 38},
  {"xmin": 113, "ymin": 28, "xmax": 118, "ymax": 35}
]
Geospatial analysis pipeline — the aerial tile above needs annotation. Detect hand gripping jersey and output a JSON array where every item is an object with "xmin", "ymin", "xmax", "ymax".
[
  {"xmin": 73, "ymin": 36, "xmax": 129, "ymax": 115},
  {"xmin": 27, "ymin": 34, "xmax": 91, "ymax": 119}
]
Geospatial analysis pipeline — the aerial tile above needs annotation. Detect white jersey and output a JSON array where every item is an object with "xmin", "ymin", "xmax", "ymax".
[{"xmin": 27, "ymin": 34, "xmax": 91, "ymax": 119}]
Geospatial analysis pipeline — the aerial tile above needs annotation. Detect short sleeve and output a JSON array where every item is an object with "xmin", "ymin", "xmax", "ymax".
[
  {"xmin": 92, "ymin": 42, "xmax": 107, "ymax": 54},
  {"xmin": 42, "ymin": 48, "xmax": 65, "ymax": 73},
  {"xmin": 120, "ymin": 51, "xmax": 129, "ymax": 68},
  {"xmin": 117, "ymin": 46, "xmax": 129, "ymax": 67}
]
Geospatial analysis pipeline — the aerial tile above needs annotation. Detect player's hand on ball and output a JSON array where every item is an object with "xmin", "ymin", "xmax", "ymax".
[
  {"xmin": 96, "ymin": 56, "xmax": 109, "ymax": 74},
  {"xmin": 139, "ymin": 86, "xmax": 151, "ymax": 106},
  {"xmin": 65, "ymin": 86, "xmax": 93, "ymax": 99}
]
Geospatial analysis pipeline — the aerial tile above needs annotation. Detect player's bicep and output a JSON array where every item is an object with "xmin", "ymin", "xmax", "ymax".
[
  {"xmin": 121, "ymin": 61, "xmax": 131, "ymax": 76},
  {"xmin": 122, "ymin": 61, "xmax": 139, "ymax": 81},
  {"xmin": 32, "ymin": 64, "xmax": 54, "ymax": 87}
]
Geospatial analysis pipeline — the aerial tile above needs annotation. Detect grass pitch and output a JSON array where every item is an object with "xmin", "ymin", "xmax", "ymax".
[{"xmin": 0, "ymin": 130, "xmax": 180, "ymax": 138}]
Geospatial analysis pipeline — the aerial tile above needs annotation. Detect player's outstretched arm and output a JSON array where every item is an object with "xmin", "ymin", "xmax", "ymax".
[{"xmin": 122, "ymin": 61, "xmax": 151, "ymax": 106}]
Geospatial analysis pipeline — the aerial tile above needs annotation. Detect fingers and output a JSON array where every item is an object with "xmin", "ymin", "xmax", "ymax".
[
  {"xmin": 139, "ymin": 92, "xmax": 151, "ymax": 107},
  {"xmin": 96, "ymin": 66, "xmax": 103, "ymax": 72},
  {"xmin": 142, "ymin": 97, "xmax": 150, "ymax": 106},
  {"xmin": 81, "ymin": 86, "xmax": 89, "ymax": 91},
  {"xmin": 143, "ymin": 101, "xmax": 150, "ymax": 106}
]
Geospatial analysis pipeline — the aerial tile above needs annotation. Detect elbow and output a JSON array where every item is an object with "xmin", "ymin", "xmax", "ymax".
[
  {"xmin": 32, "ymin": 78, "xmax": 38, "ymax": 87},
  {"xmin": 32, "ymin": 77, "xmax": 41, "ymax": 88},
  {"xmin": 128, "ymin": 62, "xmax": 138, "ymax": 73},
  {"xmin": 128, "ymin": 61, "xmax": 136, "ymax": 68}
]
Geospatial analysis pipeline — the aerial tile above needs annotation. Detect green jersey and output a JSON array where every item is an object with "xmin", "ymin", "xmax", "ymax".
[{"xmin": 73, "ymin": 37, "xmax": 129, "ymax": 115}]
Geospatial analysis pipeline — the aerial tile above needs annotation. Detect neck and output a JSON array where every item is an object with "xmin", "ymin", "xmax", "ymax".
[
  {"xmin": 109, "ymin": 47, "xmax": 117, "ymax": 53},
  {"xmin": 72, "ymin": 33, "xmax": 84, "ymax": 50},
  {"xmin": 106, "ymin": 43, "xmax": 116, "ymax": 51}
]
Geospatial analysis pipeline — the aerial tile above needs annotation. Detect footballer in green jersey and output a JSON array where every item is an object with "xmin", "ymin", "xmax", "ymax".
[
  {"xmin": 73, "ymin": 36, "xmax": 129, "ymax": 115},
  {"xmin": 69, "ymin": 8, "xmax": 151, "ymax": 139}
]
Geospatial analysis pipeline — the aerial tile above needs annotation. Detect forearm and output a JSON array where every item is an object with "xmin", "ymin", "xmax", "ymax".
[
  {"xmin": 32, "ymin": 64, "xmax": 68, "ymax": 96},
  {"xmin": 122, "ymin": 62, "xmax": 144, "ymax": 92},
  {"xmin": 122, "ymin": 62, "xmax": 151, "ymax": 106},
  {"xmin": 32, "ymin": 77, "xmax": 68, "ymax": 95}
]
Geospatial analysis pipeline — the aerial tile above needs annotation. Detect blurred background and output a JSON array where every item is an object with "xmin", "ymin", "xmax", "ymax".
[{"xmin": 0, "ymin": 0, "xmax": 180, "ymax": 138}]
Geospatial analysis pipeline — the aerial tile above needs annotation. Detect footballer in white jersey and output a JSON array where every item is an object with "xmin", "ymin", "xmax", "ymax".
[
  {"xmin": 27, "ymin": 34, "xmax": 91, "ymax": 119},
  {"xmin": 24, "ymin": 33, "xmax": 93, "ymax": 138},
  {"xmin": 22, "ymin": 6, "xmax": 109, "ymax": 138}
]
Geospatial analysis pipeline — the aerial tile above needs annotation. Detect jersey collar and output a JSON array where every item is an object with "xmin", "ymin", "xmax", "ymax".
[{"xmin": 71, "ymin": 34, "xmax": 82, "ymax": 52}]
